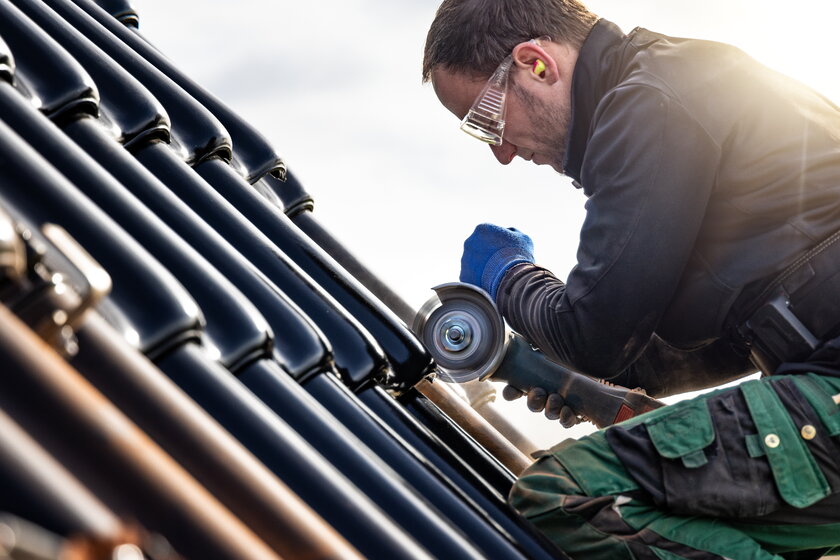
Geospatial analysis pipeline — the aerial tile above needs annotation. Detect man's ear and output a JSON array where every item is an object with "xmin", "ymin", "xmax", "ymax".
[{"xmin": 512, "ymin": 41, "xmax": 558, "ymax": 84}]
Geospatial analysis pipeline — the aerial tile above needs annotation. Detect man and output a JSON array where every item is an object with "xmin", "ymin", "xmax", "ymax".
[{"xmin": 423, "ymin": 0, "xmax": 840, "ymax": 558}]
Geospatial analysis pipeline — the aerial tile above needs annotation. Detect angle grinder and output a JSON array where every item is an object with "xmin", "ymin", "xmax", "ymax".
[{"xmin": 413, "ymin": 283, "xmax": 664, "ymax": 428}]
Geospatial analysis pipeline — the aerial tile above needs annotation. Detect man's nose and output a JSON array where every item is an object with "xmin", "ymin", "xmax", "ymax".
[{"xmin": 490, "ymin": 141, "xmax": 516, "ymax": 165}]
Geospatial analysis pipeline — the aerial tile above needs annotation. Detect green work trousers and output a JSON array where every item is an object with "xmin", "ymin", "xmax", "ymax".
[{"xmin": 509, "ymin": 374, "xmax": 840, "ymax": 559}]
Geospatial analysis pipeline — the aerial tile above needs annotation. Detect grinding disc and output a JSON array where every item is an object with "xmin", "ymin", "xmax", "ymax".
[{"xmin": 413, "ymin": 283, "xmax": 507, "ymax": 383}]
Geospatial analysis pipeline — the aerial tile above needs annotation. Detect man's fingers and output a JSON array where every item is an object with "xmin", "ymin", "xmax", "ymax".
[
  {"xmin": 526, "ymin": 387, "xmax": 548, "ymax": 412},
  {"xmin": 502, "ymin": 385, "xmax": 525, "ymax": 401},
  {"xmin": 559, "ymin": 406, "xmax": 579, "ymax": 428},
  {"xmin": 544, "ymin": 393, "xmax": 565, "ymax": 420},
  {"xmin": 507, "ymin": 387, "xmax": 581, "ymax": 427}
]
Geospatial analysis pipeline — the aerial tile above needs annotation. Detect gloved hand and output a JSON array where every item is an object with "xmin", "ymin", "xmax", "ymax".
[
  {"xmin": 502, "ymin": 386, "xmax": 583, "ymax": 428},
  {"xmin": 460, "ymin": 224, "xmax": 534, "ymax": 299}
]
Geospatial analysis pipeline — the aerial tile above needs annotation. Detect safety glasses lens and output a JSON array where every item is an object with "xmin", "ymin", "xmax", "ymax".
[{"xmin": 459, "ymin": 56, "xmax": 513, "ymax": 146}]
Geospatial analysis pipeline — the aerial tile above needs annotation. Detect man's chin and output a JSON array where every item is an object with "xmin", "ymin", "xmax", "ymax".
[{"xmin": 530, "ymin": 155, "xmax": 565, "ymax": 174}]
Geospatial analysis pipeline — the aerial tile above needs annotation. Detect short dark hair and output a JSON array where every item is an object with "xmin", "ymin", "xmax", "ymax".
[{"xmin": 422, "ymin": 0, "xmax": 598, "ymax": 82}]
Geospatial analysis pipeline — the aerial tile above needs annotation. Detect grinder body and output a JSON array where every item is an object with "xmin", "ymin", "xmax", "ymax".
[{"xmin": 414, "ymin": 283, "xmax": 664, "ymax": 429}]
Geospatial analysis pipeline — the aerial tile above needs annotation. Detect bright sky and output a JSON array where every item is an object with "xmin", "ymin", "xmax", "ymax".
[{"xmin": 138, "ymin": 0, "xmax": 840, "ymax": 447}]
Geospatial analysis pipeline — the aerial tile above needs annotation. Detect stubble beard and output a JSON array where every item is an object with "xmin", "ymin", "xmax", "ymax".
[{"xmin": 512, "ymin": 82, "xmax": 570, "ymax": 173}]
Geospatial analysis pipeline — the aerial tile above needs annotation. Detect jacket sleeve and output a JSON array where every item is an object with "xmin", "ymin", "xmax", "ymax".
[{"xmin": 497, "ymin": 84, "xmax": 727, "ymax": 381}]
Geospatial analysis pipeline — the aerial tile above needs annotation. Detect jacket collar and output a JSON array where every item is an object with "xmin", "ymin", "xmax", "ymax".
[{"xmin": 563, "ymin": 19, "xmax": 633, "ymax": 185}]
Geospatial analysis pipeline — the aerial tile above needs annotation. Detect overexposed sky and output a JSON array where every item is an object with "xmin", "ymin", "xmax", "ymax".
[{"xmin": 137, "ymin": 1, "xmax": 840, "ymax": 446}]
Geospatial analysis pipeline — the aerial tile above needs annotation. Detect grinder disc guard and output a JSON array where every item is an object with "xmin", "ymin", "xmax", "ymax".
[{"xmin": 413, "ymin": 283, "xmax": 507, "ymax": 383}]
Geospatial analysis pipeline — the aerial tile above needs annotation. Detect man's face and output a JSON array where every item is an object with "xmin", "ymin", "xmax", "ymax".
[{"xmin": 432, "ymin": 65, "xmax": 571, "ymax": 174}]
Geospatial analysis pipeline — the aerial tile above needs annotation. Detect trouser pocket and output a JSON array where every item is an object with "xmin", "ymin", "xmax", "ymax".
[
  {"xmin": 792, "ymin": 374, "xmax": 840, "ymax": 435},
  {"xmin": 606, "ymin": 387, "xmax": 784, "ymax": 518},
  {"xmin": 740, "ymin": 379, "xmax": 830, "ymax": 509}
]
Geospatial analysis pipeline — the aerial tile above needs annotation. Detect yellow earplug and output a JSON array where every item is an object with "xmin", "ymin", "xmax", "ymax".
[{"xmin": 533, "ymin": 59, "xmax": 546, "ymax": 75}]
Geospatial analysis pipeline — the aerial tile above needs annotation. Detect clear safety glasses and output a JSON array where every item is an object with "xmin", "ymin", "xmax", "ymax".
[
  {"xmin": 459, "ymin": 38, "xmax": 548, "ymax": 146},
  {"xmin": 459, "ymin": 54, "xmax": 514, "ymax": 145}
]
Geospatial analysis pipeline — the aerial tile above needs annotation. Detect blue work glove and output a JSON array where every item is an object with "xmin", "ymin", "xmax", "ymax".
[{"xmin": 459, "ymin": 224, "xmax": 534, "ymax": 299}]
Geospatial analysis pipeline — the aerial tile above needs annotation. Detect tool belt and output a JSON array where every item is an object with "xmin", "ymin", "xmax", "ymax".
[{"xmin": 738, "ymin": 229, "xmax": 840, "ymax": 375}]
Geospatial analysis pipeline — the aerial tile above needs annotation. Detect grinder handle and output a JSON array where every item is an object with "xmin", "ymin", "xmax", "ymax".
[{"xmin": 491, "ymin": 333, "xmax": 665, "ymax": 428}]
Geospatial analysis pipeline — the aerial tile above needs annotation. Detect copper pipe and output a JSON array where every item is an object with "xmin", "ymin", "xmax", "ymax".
[
  {"xmin": 73, "ymin": 313, "xmax": 364, "ymax": 560},
  {"xmin": 415, "ymin": 377, "xmax": 533, "ymax": 475},
  {"xmin": 0, "ymin": 305, "xmax": 278, "ymax": 560},
  {"xmin": 459, "ymin": 379, "xmax": 541, "ymax": 457}
]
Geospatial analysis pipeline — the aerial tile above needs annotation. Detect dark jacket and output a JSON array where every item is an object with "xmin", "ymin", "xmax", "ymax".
[{"xmin": 497, "ymin": 19, "xmax": 840, "ymax": 396}]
